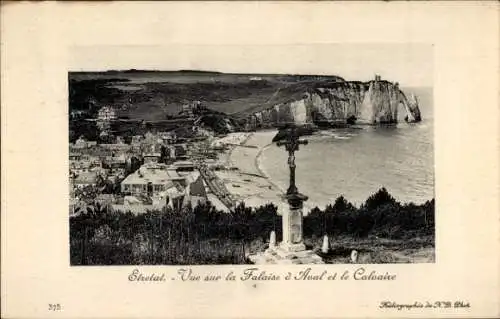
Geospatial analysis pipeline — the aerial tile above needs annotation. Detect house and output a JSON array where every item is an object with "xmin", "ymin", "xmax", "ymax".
[
  {"xmin": 112, "ymin": 195, "xmax": 150, "ymax": 215},
  {"xmin": 105, "ymin": 153, "xmax": 127, "ymax": 169},
  {"xmin": 181, "ymin": 101, "xmax": 201, "ymax": 117},
  {"xmin": 171, "ymin": 160, "xmax": 196, "ymax": 173},
  {"xmin": 142, "ymin": 144, "xmax": 162, "ymax": 164},
  {"xmin": 74, "ymin": 136, "xmax": 88, "ymax": 149},
  {"xmin": 167, "ymin": 144, "xmax": 188, "ymax": 160},
  {"xmin": 120, "ymin": 163, "xmax": 176, "ymax": 195},
  {"xmin": 96, "ymin": 194, "xmax": 116, "ymax": 206},
  {"xmin": 70, "ymin": 110, "xmax": 86, "ymax": 120},
  {"xmin": 73, "ymin": 171, "xmax": 99, "ymax": 188},
  {"xmin": 111, "ymin": 192, "xmax": 170, "ymax": 215},
  {"xmin": 131, "ymin": 135, "xmax": 143, "ymax": 145},
  {"xmin": 70, "ymin": 161, "xmax": 91, "ymax": 175},
  {"xmin": 144, "ymin": 131, "xmax": 163, "ymax": 145},
  {"xmin": 69, "ymin": 151, "xmax": 82, "ymax": 161},
  {"xmin": 175, "ymin": 144, "xmax": 188, "ymax": 157},
  {"xmin": 100, "ymin": 143, "xmax": 131, "ymax": 152},
  {"xmin": 98, "ymin": 106, "xmax": 117, "ymax": 121},
  {"xmin": 159, "ymin": 131, "xmax": 177, "ymax": 144}
]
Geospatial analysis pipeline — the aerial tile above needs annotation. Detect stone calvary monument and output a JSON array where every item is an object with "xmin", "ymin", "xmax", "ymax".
[{"xmin": 248, "ymin": 126, "xmax": 324, "ymax": 264}]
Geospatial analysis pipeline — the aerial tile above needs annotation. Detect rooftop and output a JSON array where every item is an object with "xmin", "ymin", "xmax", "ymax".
[
  {"xmin": 73, "ymin": 171, "xmax": 98, "ymax": 184},
  {"xmin": 121, "ymin": 163, "xmax": 179, "ymax": 185},
  {"xmin": 171, "ymin": 160, "xmax": 195, "ymax": 167}
]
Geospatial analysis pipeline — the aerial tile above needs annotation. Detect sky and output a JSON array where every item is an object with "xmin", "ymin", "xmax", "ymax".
[{"xmin": 70, "ymin": 43, "xmax": 433, "ymax": 88}]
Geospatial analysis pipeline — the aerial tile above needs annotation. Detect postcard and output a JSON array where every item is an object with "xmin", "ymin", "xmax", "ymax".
[{"xmin": 1, "ymin": 1, "xmax": 499, "ymax": 318}]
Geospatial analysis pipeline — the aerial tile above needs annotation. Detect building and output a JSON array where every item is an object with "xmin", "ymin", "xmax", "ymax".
[
  {"xmin": 70, "ymin": 161, "xmax": 93, "ymax": 175},
  {"xmin": 98, "ymin": 106, "xmax": 117, "ymax": 121},
  {"xmin": 112, "ymin": 195, "xmax": 153, "ymax": 215},
  {"xmin": 120, "ymin": 163, "xmax": 175, "ymax": 195},
  {"xmin": 173, "ymin": 144, "xmax": 188, "ymax": 160},
  {"xmin": 106, "ymin": 154, "xmax": 127, "ymax": 170},
  {"xmin": 71, "ymin": 137, "xmax": 98, "ymax": 150},
  {"xmin": 100, "ymin": 143, "xmax": 131, "ymax": 152},
  {"xmin": 142, "ymin": 144, "xmax": 162, "ymax": 164},
  {"xmin": 181, "ymin": 100, "xmax": 202, "ymax": 117},
  {"xmin": 74, "ymin": 136, "xmax": 87, "ymax": 148},
  {"xmin": 118, "ymin": 161, "xmax": 208, "ymax": 213},
  {"xmin": 131, "ymin": 135, "xmax": 143, "ymax": 145},
  {"xmin": 72, "ymin": 171, "xmax": 99, "ymax": 189},
  {"xmin": 158, "ymin": 131, "xmax": 177, "ymax": 144},
  {"xmin": 170, "ymin": 160, "xmax": 196, "ymax": 173},
  {"xmin": 69, "ymin": 151, "xmax": 82, "ymax": 161}
]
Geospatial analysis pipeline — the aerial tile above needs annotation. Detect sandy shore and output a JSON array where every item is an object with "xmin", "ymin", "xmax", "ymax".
[{"xmin": 215, "ymin": 131, "xmax": 288, "ymax": 211}]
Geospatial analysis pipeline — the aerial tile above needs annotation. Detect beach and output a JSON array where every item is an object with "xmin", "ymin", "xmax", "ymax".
[
  {"xmin": 214, "ymin": 131, "xmax": 287, "ymax": 211},
  {"xmin": 213, "ymin": 130, "xmax": 318, "ymax": 214}
]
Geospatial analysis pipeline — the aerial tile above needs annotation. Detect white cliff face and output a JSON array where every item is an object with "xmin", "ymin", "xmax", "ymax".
[
  {"xmin": 406, "ymin": 93, "xmax": 421, "ymax": 122},
  {"xmin": 290, "ymin": 99, "xmax": 308, "ymax": 124},
  {"xmin": 359, "ymin": 85, "xmax": 375, "ymax": 124},
  {"xmin": 389, "ymin": 86, "xmax": 400, "ymax": 122},
  {"xmin": 404, "ymin": 104, "xmax": 415, "ymax": 122},
  {"xmin": 274, "ymin": 105, "xmax": 281, "ymax": 123},
  {"xmin": 310, "ymin": 92, "xmax": 334, "ymax": 120},
  {"xmin": 355, "ymin": 81, "xmax": 417, "ymax": 124},
  {"xmin": 366, "ymin": 81, "xmax": 392, "ymax": 123},
  {"xmin": 247, "ymin": 80, "xmax": 421, "ymax": 126},
  {"xmin": 255, "ymin": 112, "xmax": 263, "ymax": 125}
]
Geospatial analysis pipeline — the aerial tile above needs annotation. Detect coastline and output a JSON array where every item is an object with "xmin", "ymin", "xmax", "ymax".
[
  {"xmin": 215, "ymin": 126, "xmax": 434, "ymax": 212},
  {"xmin": 215, "ymin": 130, "xmax": 287, "ymax": 211},
  {"xmin": 254, "ymin": 138, "xmax": 287, "ymax": 196},
  {"xmin": 251, "ymin": 132, "xmax": 319, "ymax": 212},
  {"xmin": 214, "ymin": 130, "xmax": 317, "ymax": 214}
]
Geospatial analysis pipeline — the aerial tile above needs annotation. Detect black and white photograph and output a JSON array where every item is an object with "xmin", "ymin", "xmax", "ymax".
[
  {"xmin": 69, "ymin": 45, "xmax": 435, "ymax": 265},
  {"xmin": 3, "ymin": 2, "xmax": 499, "ymax": 318}
]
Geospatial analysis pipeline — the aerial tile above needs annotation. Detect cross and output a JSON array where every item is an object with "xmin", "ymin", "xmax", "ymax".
[{"xmin": 276, "ymin": 125, "xmax": 308, "ymax": 196}]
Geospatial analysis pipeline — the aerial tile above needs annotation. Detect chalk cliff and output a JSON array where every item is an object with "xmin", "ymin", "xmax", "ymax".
[{"xmin": 246, "ymin": 76, "xmax": 421, "ymax": 127}]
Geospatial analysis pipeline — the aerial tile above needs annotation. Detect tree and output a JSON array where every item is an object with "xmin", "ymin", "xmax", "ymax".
[
  {"xmin": 74, "ymin": 185, "xmax": 99, "ymax": 204},
  {"xmin": 125, "ymin": 156, "xmax": 142, "ymax": 175},
  {"xmin": 362, "ymin": 187, "xmax": 399, "ymax": 211},
  {"xmin": 69, "ymin": 190, "xmax": 435, "ymax": 265},
  {"xmin": 332, "ymin": 195, "xmax": 355, "ymax": 213}
]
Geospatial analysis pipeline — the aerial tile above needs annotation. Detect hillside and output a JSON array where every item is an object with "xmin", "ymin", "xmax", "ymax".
[{"xmin": 68, "ymin": 71, "xmax": 420, "ymax": 130}]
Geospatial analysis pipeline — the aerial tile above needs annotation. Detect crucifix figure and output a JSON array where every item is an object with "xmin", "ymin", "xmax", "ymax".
[{"xmin": 276, "ymin": 125, "xmax": 308, "ymax": 197}]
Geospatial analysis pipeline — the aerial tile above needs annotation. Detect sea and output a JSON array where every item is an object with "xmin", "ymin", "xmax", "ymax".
[{"xmin": 259, "ymin": 87, "xmax": 434, "ymax": 209}]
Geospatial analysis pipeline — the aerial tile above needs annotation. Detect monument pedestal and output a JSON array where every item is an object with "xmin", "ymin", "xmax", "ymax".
[
  {"xmin": 248, "ymin": 196, "xmax": 324, "ymax": 265},
  {"xmin": 279, "ymin": 242, "xmax": 306, "ymax": 253},
  {"xmin": 248, "ymin": 131, "xmax": 324, "ymax": 264},
  {"xmin": 248, "ymin": 243, "xmax": 324, "ymax": 265}
]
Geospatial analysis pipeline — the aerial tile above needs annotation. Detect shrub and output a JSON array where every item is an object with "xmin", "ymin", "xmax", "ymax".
[{"xmin": 70, "ymin": 189, "xmax": 434, "ymax": 265}]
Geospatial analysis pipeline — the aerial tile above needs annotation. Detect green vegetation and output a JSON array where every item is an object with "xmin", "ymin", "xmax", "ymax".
[{"xmin": 70, "ymin": 188, "xmax": 434, "ymax": 265}]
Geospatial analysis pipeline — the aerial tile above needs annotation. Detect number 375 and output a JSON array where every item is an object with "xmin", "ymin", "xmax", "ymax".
[{"xmin": 48, "ymin": 303, "xmax": 62, "ymax": 311}]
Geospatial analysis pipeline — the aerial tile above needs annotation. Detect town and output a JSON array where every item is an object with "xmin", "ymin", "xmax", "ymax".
[{"xmin": 70, "ymin": 102, "xmax": 250, "ymax": 217}]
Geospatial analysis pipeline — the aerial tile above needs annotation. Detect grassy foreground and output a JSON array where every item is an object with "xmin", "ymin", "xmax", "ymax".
[{"xmin": 70, "ymin": 188, "xmax": 435, "ymax": 265}]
